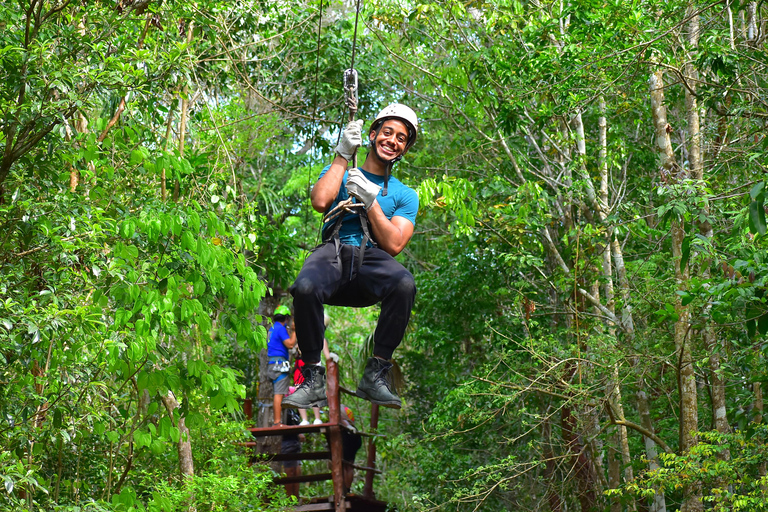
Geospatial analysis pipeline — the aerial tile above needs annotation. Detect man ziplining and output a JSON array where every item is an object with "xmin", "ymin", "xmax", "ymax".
[{"xmin": 284, "ymin": 103, "xmax": 420, "ymax": 411}]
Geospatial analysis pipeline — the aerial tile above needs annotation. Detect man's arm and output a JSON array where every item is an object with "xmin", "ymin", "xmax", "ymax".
[
  {"xmin": 366, "ymin": 205, "xmax": 414, "ymax": 256},
  {"xmin": 311, "ymin": 156, "xmax": 348, "ymax": 213},
  {"xmin": 282, "ymin": 323, "xmax": 297, "ymax": 350},
  {"xmin": 313, "ymin": 121, "xmax": 363, "ymax": 212}
]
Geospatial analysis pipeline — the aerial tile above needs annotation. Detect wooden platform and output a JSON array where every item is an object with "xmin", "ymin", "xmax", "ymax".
[
  {"xmin": 246, "ymin": 359, "xmax": 391, "ymax": 512},
  {"xmin": 295, "ymin": 494, "xmax": 390, "ymax": 512}
]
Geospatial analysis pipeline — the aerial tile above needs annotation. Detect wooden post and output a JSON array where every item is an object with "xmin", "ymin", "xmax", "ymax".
[
  {"xmin": 326, "ymin": 360, "xmax": 345, "ymax": 512},
  {"xmin": 243, "ymin": 398, "xmax": 252, "ymax": 424},
  {"xmin": 362, "ymin": 403, "xmax": 379, "ymax": 499}
]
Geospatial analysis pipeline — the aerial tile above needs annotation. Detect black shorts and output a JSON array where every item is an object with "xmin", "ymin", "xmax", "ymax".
[
  {"xmin": 341, "ymin": 432, "xmax": 362, "ymax": 462},
  {"xmin": 281, "ymin": 439, "xmax": 301, "ymax": 469}
]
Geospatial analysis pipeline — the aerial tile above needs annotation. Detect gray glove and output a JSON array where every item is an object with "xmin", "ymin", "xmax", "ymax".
[
  {"xmin": 334, "ymin": 120, "xmax": 364, "ymax": 161},
  {"xmin": 346, "ymin": 168, "xmax": 381, "ymax": 210}
]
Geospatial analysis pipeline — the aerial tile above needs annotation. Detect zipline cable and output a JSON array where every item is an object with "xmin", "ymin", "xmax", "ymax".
[
  {"xmin": 305, "ymin": 0, "xmax": 326, "ymax": 230},
  {"xmin": 344, "ymin": 0, "xmax": 364, "ymax": 169},
  {"xmin": 321, "ymin": 0, "xmax": 369, "ymax": 226},
  {"xmin": 349, "ymin": 0, "xmax": 362, "ymax": 73}
]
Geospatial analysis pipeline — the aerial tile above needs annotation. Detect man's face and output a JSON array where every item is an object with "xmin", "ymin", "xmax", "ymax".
[{"xmin": 370, "ymin": 119, "xmax": 409, "ymax": 161}]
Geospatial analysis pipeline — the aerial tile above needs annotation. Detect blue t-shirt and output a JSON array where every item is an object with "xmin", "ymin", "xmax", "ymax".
[
  {"xmin": 319, "ymin": 166, "xmax": 419, "ymax": 247},
  {"xmin": 267, "ymin": 322, "xmax": 290, "ymax": 358}
]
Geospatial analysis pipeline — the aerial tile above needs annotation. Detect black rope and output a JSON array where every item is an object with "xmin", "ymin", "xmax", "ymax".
[{"xmin": 305, "ymin": 0, "xmax": 325, "ymax": 231}]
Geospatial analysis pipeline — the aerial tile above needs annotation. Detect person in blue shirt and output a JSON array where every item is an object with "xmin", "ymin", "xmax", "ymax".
[
  {"xmin": 285, "ymin": 104, "xmax": 419, "ymax": 411},
  {"xmin": 266, "ymin": 305, "xmax": 297, "ymax": 426}
]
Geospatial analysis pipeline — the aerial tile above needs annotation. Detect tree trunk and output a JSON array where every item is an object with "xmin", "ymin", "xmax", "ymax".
[
  {"xmin": 608, "ymin": 430, "xmax": 621, "ymax": 512},
  {"xmin": 161, "ymin": 392, "xmax": 195, "ymax": 478},
  {"xmin": 755, "ymin": 382, "xmax": 766, "ymax": 480},
  {"xmin": 542, "ymin": 411, "xmax": 564, "ymax": 512},
  {"xmin": 638, "ymin": 382, "xmax": 667, "ymax": 512},
  {"xmin": 607, "ymin": 368, "xmax": 636, "ymax": 511},
  {"xmin": 651, "ymin": 60, "xmax": 701, "ymax": 511},
  {"xmin": 562, "ymin": 397, "xmax": 598, "ymax": 511},
  {"xmin": 175, "ymin": 20, "xmax": 195, "ymax": 202}
]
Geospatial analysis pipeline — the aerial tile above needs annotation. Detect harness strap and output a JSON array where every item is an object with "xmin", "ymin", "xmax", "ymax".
[{"xmin": 322, "ymin": 203, "xmax": 377, "ymax": 277}]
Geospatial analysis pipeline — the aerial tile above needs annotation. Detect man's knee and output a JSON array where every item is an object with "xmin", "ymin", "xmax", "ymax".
[
  {"xmin": 394, "ymin": 272, "xmax": 416, "ymax": 300},
  {"xmin": 291, "ymin": 276, "xmax": 319, "ymax": 299}
]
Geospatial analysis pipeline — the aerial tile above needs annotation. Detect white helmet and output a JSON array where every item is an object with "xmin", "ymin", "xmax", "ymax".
[{"xmin": 370, "ymin": 103, "xmax": 418, "ymax": 152}]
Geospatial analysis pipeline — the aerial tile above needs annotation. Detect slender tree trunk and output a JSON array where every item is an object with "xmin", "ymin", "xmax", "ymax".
[
  {"xmin": 651, "ymin": 61, "xmax": 701, "ymax": 511},
  {"xmin": 542, "ymin": 410, "xmax": 564, "ymax": 512},
  {"xmin": 161, "ymin": 392, "xmax": 194, "ymax": 478},
  {"xmin": 607, "ymin": 368, "xmax": 636, "ymax": 511},
  {"xmin": 175, "ymin": 20, "xmax": 195, "ymax": 202},
  {"xmin": 684, "ymin": 10, "xmax": 701, "ymax": 180},
  {"xmin": 638, "ymin": 382, "xmax": 667, "ymax": 512},
  {"xmin": 608, "ymin": 430, "xmax": 622, "ymax": 512},
  {"xmin": 755, "ymin": 381, "xmax": 766, "ymax": 481},
  {"xmin": 562, "ymin": 403, "xmax": 598, "ymax": 512},
  {"xmin": 747, "ymin": 1, "xmax": 757, "ymax": 43}
]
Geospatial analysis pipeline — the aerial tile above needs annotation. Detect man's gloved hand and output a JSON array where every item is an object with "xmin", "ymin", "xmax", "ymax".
[
  {"xmin": 334, "ymin": 120, "xmax": 364, "ymax": 161},
  {"xmin": 346, "ymin": 168, "xmax": 381, "ymax": 210},
  {"xmin": 327, "ymin": 352, "xmax": 340, "ymax": 363}
]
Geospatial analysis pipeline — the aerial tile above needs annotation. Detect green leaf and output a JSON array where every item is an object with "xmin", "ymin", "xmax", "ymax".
[
  {"xmin": 4, "ymin": 476, "xmax": 13, "ymax": 494},
  {"xmin": 680, "ymin": 236, "xmax": 691, "ymax": 272},
  {"xmin": 120, "ymin": 220, "xmax": 135, "ymax": 239},
  {"xmin": 188, "ymin": 211, "xmax": 200, "ymax": 232},
  {"xmin": 130, "ymin": 149, "xmax": 145, "ymax": 166},
  {"xmin": 181, "ymin": 231, "xmax": 195, "ymax": 251},
  {"xmin": 170, "ymin": 426, "xmax": 180, "ymax": 443},
  {"xmin": 759, "ymin": 313, "xmax": 768, "ymax": 336},
  {"xmin": 749, "ymin": 199, "xmax": 766, "ymax": 235},
  {"xmin": 750, "ymin": 181, "xmax": 765, "ymax": 200},
  {"xmin": 747, "ymin": 318, "xmax": 757, "ymax": 339}
]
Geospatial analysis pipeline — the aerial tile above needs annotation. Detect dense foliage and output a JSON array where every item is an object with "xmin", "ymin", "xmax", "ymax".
[{"xmin": 2, "ymin": 0, "xmax": 768, "ymax": 511}]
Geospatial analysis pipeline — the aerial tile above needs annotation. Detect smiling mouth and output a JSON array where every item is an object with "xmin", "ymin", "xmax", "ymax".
[{"xmin": 379, "ymin": 144, "xmax": 397, "ymax": 157}]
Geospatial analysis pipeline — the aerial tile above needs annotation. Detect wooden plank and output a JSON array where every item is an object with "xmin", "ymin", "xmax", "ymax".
[
  {"xmin": 255, "ymin": 451, "xmax": 330, "ymax": 462},
  {"xmin": 242, "ymin": 425, "xmax": 382, "ymax": 439},
  {"xmin": 293, "ymin": 502, "xmax": 349, "ymax": 511},
  {"xmin": 248, "ymin": 423, "xmax": 331, "ymax": 436},
  {"xmin": 272, "ymin": 472, "xmax": 332, "ymax": 485}
]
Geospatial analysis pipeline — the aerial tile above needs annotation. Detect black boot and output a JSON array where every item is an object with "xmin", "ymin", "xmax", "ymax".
[
  {"xmin": 283, "ymin": 365, "xmax": 327, "ymax": 409},
  {"xmin": 355, "ymin": 357, "xmax": 401, "ymax": 409}
]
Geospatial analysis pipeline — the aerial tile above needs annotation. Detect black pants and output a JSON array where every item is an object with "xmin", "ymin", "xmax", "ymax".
[{"xmin": 290, "ymin": 242, "xmax": 416, "ymax": 363}]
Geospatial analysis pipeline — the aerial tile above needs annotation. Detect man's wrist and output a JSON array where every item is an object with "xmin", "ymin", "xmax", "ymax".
[{"xmin": 333, "ymin": 154, "xmax": 350, "ymax": 165}]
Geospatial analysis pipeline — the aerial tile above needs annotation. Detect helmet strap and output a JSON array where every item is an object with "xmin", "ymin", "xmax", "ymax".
[{"xmin": 383, "ymin": 161, "xmax": 392, "ymax": 196}]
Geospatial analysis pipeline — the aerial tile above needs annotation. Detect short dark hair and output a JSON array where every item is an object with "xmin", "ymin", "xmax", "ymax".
[{"xmin": 274, "ymin": 314, "xmax": 289, "ymax": 322}]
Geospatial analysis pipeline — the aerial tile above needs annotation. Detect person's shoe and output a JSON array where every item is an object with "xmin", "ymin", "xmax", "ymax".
[
  {"xmin": 313, "ymin": 418, "xmax": 323, "ymax": 425},
  {"xmin": 283, "ymin": 365, "xmax": 327, "ymax": 409},
  {"xmin": 299, "ymin": 419, "xmax": 310, "ymax": 426},
  {"xmin": 355, "ymin": 357, "xmax": 402, "ymax": 409}
]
